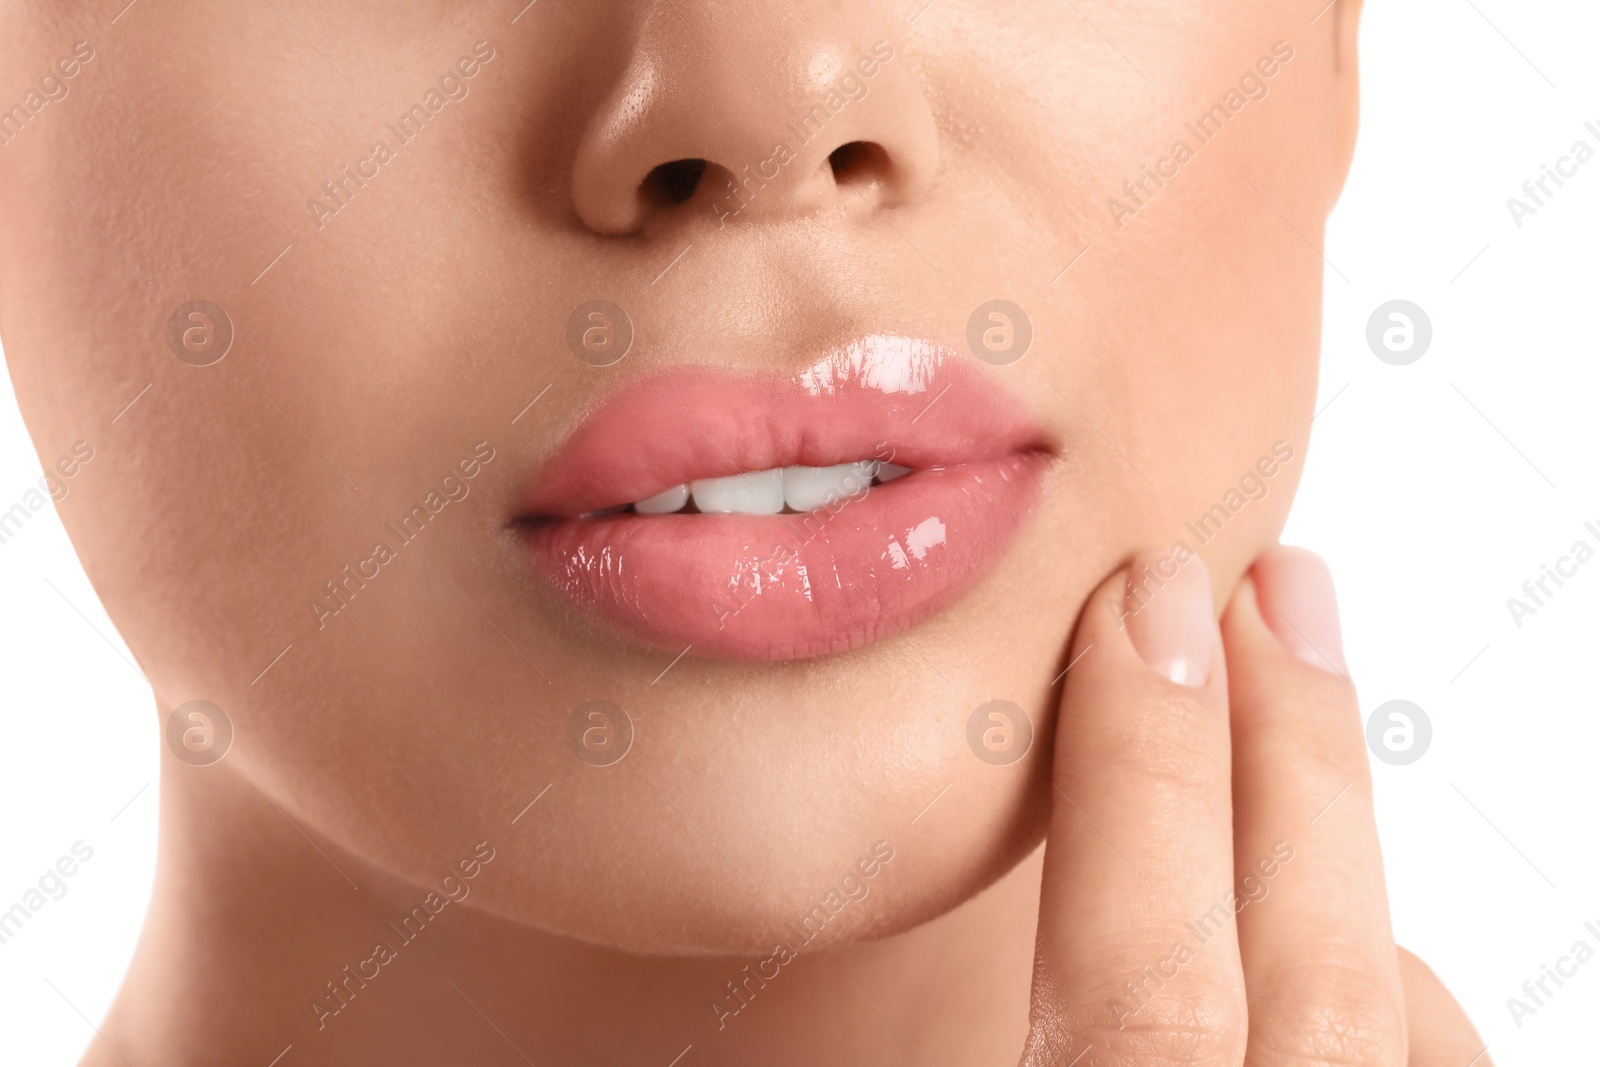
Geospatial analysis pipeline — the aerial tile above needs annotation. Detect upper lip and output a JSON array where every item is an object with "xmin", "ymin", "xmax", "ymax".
[{"xmin": 519, "ymin": 333, "xmax": 1051, "ymax": 518}]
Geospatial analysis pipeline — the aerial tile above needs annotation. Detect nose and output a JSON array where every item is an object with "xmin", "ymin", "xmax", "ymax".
[{"xmin": 569, "ymin": 6, "xmax": 940, "ymax": 236}]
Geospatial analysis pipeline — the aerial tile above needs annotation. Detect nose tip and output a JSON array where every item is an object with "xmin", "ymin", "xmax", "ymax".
[{"xmin": 569, "ymin": 24, "xmax": 938, "ymax": 236}]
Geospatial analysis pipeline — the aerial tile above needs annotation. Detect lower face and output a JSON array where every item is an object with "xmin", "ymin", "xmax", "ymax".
[{"xmin": 0, "ymin": 0, "xmax": 1332, "ymax": 952}]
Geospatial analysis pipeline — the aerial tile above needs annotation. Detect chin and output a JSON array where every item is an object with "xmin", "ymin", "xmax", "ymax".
[{"xmin": 451, "ymin": 726, "xmax": 1055, "ymax": 957}]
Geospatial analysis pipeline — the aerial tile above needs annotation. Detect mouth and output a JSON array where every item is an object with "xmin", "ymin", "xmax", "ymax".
[{"xmin": 515, "ymin": 334, "xmax": 1052, "ymax": 661}]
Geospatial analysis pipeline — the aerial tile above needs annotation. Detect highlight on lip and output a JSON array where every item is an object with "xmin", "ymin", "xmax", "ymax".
[{"xmin": 515, "ymin": 334, "xmax": 1053, "ymax": 660}]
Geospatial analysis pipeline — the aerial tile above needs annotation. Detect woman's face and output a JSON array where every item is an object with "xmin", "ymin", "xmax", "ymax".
[{"xmin": 0, "ymin": 0, "xmax": 1356, "ymax": 952}]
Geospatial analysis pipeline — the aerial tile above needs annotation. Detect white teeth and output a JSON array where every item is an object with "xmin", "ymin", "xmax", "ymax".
[
  {"xmin": 783, "ymin": 461, "xmax": 876, "ymax": 512},
  {"xmin": 633, "ymin": 483, "xmax": 689, "ymax": 514},
  {"xmin": 876, "ymin": 463, "xmax": 912, "ymax": 482},
  {"xmin": 624, "ymin": 459, "xmax": 912, "ymax": 515},
  {"xmin": 691, "ymin": 468, "xmax": 785, "ymax": 514}
]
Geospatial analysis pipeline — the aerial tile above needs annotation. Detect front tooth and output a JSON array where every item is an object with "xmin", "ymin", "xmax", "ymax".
[
  {"xmin": 634, "ymin": 483, "xmax": 689, "ymax": 514},
  {"xmin": 876, "ymin": 463, "xmax": 912, "ymax": 483},
  {"xmin": 783, "ymin": 462, "xmax": 876, "ymax": 512},
  {"xmin": 691, "ymin": 469, "xmax": 785, "ymax": 514}
]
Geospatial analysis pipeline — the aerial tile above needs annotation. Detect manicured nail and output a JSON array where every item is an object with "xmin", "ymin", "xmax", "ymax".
[
  {"xmin": 1123, "ymin": 550, "xmax": 1213, "ymax": 686},
  {"xmin": 1251, "ymin": 546, "xmax": 1346, "ymax": 674}
]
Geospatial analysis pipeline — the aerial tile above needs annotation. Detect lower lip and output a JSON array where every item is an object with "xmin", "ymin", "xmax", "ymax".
[{"xmin": 521, "ymin": 454, "xmax": 1045, "ymax": 661}]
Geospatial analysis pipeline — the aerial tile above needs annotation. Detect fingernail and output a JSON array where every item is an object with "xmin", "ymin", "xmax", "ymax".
[
  {"xmin": 1251, "ymin": 546, "xmax": 1346, "ymax": 674},
  {"xmin": 1123, "ymin": 550, "xmax": 1213, "ymax": 686}
]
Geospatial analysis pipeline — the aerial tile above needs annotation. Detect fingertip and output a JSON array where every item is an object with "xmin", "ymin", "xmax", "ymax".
[
  {"xmin": 1244, "ymin": 545, "xmax": 1347, "ymax": 677},
  {"xmin": 1117, "ymin": 547, "xmax": 1215, "ymax": 687}
]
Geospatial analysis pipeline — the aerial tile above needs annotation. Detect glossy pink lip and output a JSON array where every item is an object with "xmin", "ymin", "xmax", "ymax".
[{"xmin": 517, "ymin": 334, "xmax": 1050, "ymax": 660}]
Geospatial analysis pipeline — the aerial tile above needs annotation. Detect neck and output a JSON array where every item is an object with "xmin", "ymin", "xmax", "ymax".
[{"xmin": 89, "ymin": 759, "xmax": 1041, "ymax": 1066}]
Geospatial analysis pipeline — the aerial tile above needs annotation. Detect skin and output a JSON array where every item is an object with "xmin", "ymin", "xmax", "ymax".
[{"xmin": 0, "ymin": 0, "xmax": 1489, "ymax": 1062}]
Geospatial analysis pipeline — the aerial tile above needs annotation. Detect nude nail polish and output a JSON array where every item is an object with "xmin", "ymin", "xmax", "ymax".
[
  {"xmin": 1251, "ymin": 546, "xmax": 1347, "ymax": 675},
  {"xmin": 1124, "ymin": 551, "xmax": 1213, "ymax": 686}
]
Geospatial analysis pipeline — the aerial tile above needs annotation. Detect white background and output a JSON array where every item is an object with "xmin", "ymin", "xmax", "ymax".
[{"xmin": 2, "ymin": 0, "xmax": 1597, "ymax": 1061}]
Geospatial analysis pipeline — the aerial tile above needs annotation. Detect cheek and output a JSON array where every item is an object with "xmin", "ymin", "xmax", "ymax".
[{"xmin": 912, "ymin": 1, "xmax": 1326, "ymax": 538}]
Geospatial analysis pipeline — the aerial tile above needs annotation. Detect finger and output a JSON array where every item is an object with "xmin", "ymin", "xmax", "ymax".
[
  {"xmin": 1223, "ymin": 546, "xmax": 1407, "ymax": 1067},
  {"xmin": 1026, "ymin": 550, "xmax": 1247, "ymax": 1067},
  {"xmin": 1397, "ymin": 948, "xmax": 1493, "ymax": 1067}
]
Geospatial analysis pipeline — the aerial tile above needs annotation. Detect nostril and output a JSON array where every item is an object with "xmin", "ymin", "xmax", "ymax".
[
  {"xmin": 828, "ymin": 141, "xmax": 889, "ymax": 186},
  {"xmin": 640, "ymin": 158, "xmax": 709, "ymax": 208}
]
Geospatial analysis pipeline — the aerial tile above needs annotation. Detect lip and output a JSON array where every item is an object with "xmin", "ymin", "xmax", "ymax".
[{"xmin": 516, "ymin": 334, "xmax": 1051, "ymax": 660}]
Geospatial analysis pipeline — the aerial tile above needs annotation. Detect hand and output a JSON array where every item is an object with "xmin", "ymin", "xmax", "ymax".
[{"xmin": 1022, "ymin": 546, "xmax": 1487, "ymax": 1066}]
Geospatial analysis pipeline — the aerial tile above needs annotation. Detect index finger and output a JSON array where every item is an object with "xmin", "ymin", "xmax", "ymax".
[{"xmin": 1026, "ymin": 550, "xmax": 1246, "ymax": 1067}]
